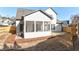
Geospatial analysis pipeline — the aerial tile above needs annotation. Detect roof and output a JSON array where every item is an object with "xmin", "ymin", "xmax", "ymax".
[
  {"xmin": 57, "ymin": 20, "xmax": 70, "ymax": 24},
  {"xmin": 16, "ymin": 8, "xmax": 57, "ymax": 20},
  {"xmin": 16, "ymin": 8, "xmax": 36, "ymax": 20}
]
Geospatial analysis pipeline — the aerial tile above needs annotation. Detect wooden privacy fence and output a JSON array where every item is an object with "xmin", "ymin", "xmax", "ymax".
[
  {"xmin": 63, "ymin": 24, "xmax": 77, "ymax": 36},
  {"xmin": 0, "ymin": 26, "xmax": 16, "ymax": 34}
]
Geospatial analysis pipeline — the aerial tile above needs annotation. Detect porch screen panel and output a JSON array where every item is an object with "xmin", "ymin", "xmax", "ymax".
[
  {"xmin": 44, "ymin": 21, "xmax": 50, "ymax": 31},
  {"xmin": 26, "ymin": 21, "xmax": 34, "ymax": 32},
  {"xmin": 36, "ymin": 21, "xmax": 43, "ymax": 32},
  {"xmin": 51, "ymin": 24, "xmax": 55, "ymax": 30}
]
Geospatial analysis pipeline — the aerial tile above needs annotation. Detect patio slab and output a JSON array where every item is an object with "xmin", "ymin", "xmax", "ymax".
[{"xmin": 52, "ymin": 32, "xmax": 65, "ymax": 36}]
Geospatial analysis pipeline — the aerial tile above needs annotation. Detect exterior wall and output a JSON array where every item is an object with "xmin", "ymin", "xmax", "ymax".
[
  {"xmin": 16, "ymin": 21, "xmax": 20, "ymax": 35},
  {"xmin": 16, "ymin": 20, "xmax": 24, "ymax": 37},
  {"xmin": 55, "ymin": 24, "xmax": 62, "ymax": 31},
  {"xmin": 24, "ymin": 11, "xmax": 52, "ymax": 38},
  {"xmin": 45, "ymin": 8, "xmax": 57, "ymax": 24},
  {"xmin": 16, "ymin": 21, "xmax": 20, "ymax": 27},
  {"xmin": 45, "ymin": 8, "xmax": 62, "ymax": 31},
  {"xmin": 24, "ymin": 31, "xmax": 51, "ymax": 38},
  {"xmin": 24, "ymin": 11, "xmax": 51, "ymax": 21},
  {"xmin": 51, "ymin": 24, "xmax": 62, "ymax": 32}
]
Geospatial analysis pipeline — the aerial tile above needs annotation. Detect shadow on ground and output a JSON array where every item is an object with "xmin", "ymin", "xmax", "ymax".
[{"xmin": 20, "ymin": 35, "xmax": 78, "ymax": 51}]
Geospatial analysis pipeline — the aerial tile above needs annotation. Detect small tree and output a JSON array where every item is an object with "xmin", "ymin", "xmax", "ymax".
[
  {"xmin": 70, "ymin": 14, "xmax": 79, "ymax": 50},
  {"xmin": 71, "ymin": 14, "xmax": 79, "ymax": 24}
]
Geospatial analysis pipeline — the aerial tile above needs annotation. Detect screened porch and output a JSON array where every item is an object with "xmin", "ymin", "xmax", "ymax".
[
  {"xmin": 23, "ymin": 21, "xmax": 52, "ymax": 38},
  {"xmin": 25, "ymin": 21, "xmax": 51, "ymax": 32}
]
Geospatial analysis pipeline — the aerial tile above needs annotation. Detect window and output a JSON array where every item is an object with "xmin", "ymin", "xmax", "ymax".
[
  {"xmin": 36, "ymin": 21, "xmax": 43, "ymax": 32},
  {"xmin": 44, "ymin": 22, "xmax": 50, "ymax": 31},
  {"xmin": 26, "ymin": 21, "xmax": 34, "ymax": 32}
]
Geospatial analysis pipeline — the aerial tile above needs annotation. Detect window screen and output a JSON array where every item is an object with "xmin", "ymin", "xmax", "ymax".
[
  {"xmin": 36, "ymin": 21, "xmax": 43, "ymax": 32},
  {"xmin": 44, "ymin": 21, "xmax": 50, "ymax": 31},
  {"xmin": 26, "ymin": 21, "xmax": 34, "ymax": 32}
]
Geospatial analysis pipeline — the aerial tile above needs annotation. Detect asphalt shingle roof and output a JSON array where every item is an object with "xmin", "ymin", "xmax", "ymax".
[{"xmin": 16, "ymin": 8, "xmax": 36, "ymax": 20}]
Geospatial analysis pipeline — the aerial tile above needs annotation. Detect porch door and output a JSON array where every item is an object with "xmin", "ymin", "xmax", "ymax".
[{"xmin": 20, "ymin": 23, "xmax": 24, "ymax": 37}]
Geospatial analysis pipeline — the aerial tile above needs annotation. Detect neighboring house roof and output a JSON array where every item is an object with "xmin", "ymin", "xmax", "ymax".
[
  {"xmin": 57, "ymin": 20, "xmax": 62, "ymax": 24},
  {"xmin": 57, "ymin": 20, "xmax": 69, "ymax": 24},
  {"xmin": 0, "ymin": 17, "xmax": 15, "ymax": 26},
  {"xmin": 16, "ymin": 8, "xmax": 36, "ymax": 20}
]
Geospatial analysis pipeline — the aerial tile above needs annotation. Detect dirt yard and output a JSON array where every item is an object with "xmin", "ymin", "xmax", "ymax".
[{"xmin": 0, "ymin": 32, "xmax": 79, "ymax": 51}]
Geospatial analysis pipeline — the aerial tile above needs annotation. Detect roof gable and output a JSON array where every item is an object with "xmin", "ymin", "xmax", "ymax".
[
  {"xmin": 24, "ymin": 10, "xmax": 52, "ymax": 21},
  {"xmin": 49, "ymin": 8, "xmax": 57, "ymax": 15},
  {"xmin": 45, "ymin": 8, "xmax": 57, "ymax": 16},
  {"xmin": 24, "ymin": 10, "xmax": 52, "ymax": 19}
]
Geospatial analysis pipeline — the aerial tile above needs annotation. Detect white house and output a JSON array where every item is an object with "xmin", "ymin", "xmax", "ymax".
[
  {"xmin": 0, "ymin": 17, "xmax": 15, "ymax": 26},
  {"xmin": 16, "ymin": 8, "xmax": 62, "ymax": 38}
]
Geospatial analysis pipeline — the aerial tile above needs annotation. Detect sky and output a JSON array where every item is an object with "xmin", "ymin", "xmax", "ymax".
[{"xmin": 0, "ymin": 7, "xmax": 79, "ymax": 21}]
